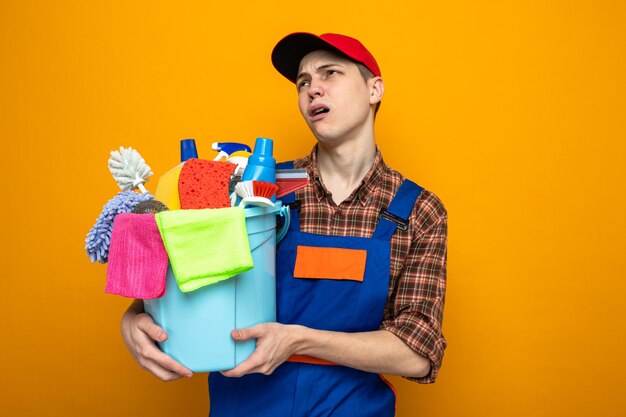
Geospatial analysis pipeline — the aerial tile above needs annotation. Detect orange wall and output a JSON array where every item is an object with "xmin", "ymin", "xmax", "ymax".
[{"xmin": 2, "ymin": 1, "xmax": 625, "ymax": 416}]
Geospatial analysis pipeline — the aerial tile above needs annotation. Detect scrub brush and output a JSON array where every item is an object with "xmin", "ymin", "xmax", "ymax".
[
  {"xmin": 132, "ymin": 199, "xmax": 169, "ymax": 214},
  {"xmin": 108, "ymin": 146, "xmax": 153, "ymax": 193},
  {"xmin": 235, "ymin": 180, "xmax": 278, "ymax": 208}
]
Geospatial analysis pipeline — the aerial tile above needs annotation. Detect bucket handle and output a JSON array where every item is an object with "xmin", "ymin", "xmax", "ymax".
[{"xmin": 276, "ymin": 205, "xmax": 290, "ymax": 243}]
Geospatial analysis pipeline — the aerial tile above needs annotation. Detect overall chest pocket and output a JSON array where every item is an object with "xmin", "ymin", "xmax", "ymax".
[
  {"xmin": 294, "ymin": 245, "xmax": 367, "ymax": 282},
  {"xmin": 285, "ymin": 245, "xmax": 368, "ymax": 331}
]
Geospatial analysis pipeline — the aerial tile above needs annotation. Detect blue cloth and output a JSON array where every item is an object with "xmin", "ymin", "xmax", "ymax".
[{"xmin": 209, "ymin": 164, "xmax": 423, "ymax": 416}]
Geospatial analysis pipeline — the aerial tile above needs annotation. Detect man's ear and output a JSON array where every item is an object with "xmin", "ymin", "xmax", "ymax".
[{"xmin": 369, "ymin": 77, "xmax": 384, "ymax": 105}]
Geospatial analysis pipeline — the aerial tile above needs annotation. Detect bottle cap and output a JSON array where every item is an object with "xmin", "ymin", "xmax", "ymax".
[
  {"xmin": 180, "ymin": 138, "xmax": 198, "ymax": 161},
  {"xmin": 253, "ymin": 137, "xmax": 273, "ymax": 157}
]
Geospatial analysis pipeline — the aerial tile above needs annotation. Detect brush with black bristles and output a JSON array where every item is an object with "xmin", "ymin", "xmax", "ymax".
[{"xmin": 132, "ymin": 200, "xmax": 170, "ymax": 214}]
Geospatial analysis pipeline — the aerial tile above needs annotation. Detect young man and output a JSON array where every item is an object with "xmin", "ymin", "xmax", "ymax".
[{"xmin": 121, "ymin": 32, "xmax": 447, "ymax": 416}]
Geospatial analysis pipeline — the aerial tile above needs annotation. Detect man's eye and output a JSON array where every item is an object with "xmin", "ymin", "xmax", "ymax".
[
  {"xmin": 327, "ymin": 70, "xmax": 338, "ymax": 76},
  {"xmin": 298, "ymin": 80, "xmax": 310, "ymax": 89}
]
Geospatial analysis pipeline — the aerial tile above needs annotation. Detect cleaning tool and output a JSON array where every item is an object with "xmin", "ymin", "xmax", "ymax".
[
  {"xmin": 132, "ymin": 199, "xmax": 169, "ymax": 214},
  {"xmin": 276, "ymin": 168, "xmax": 310, "ymax": 198},
  {"xmin": 212, "ymin": 142, "xmax": 252, "ymax": 161},
  {"xmin": 85, "ymin": 191, "xmax": 154, "ymax": 263},
  {"xmin": 108, "ymin": 146, "xmax": 153, "ymax": 193},
  {"xmin": 178, "ymin": 158, "xmax": 236, "ymax": 209},
  {"xmin": 105, "ymin": 213, "xmax": 168, "ymax": 299},
  {"xmin": 235, "ymin": 180, "xmax": 278, "ymax": 208},
  {"xmin": 242, "ymin": 138, "xmax": 276, "ymax": 185},
  {"xmin": 155, "ymin": 207, "xmax": 254, "ymax": 292}
]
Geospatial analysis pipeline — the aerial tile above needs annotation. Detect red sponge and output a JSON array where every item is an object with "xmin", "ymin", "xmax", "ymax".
[{"xmin": 178, "ymin": 158, "xmax": 236, "ymax": 209}]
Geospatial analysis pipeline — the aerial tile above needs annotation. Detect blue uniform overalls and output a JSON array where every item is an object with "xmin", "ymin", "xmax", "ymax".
[{"xmin": 209, "ymin": 164, "xmax": 423, "ymax": 417}]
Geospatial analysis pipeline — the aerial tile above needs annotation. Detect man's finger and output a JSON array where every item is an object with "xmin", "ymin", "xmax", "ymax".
[
  {"xmin": 231, "ymin": 324, "xmax": 263, "ymax": 341},
  {"xmin": 141, "ymin": 347, "xmax": 193, "ymax": 379},
  {"xmin": 221, "ymin": 353, "xmax": 261, "ymax": 377},
  {"xmin": 151, "ymin": 349, "xmax": 193, "ymax": 378},
  {"xmin": 141, "ymin": 357, "xmax": 186, "ymax": 382},
  {"xmin": 137, "ymin": 315, "xmax": 167, "ymax": 342},
  {"xmin": 133, "ymin": 320, "xmax": 192, "ymax": 378}
]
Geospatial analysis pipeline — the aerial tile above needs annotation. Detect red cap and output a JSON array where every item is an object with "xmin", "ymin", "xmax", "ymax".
[{"xmin": 271, "ymin": 32, "xmax": 381, "ymax": 83}]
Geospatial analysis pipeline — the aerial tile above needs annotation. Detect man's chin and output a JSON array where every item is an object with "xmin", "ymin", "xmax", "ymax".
[
  {"xmin": 309, "ymin": 124, "xmax": 337, "ymax": 142},
  {"xmin": 312, "ymin": 135, "xmax": 345, "ymax": 150}
]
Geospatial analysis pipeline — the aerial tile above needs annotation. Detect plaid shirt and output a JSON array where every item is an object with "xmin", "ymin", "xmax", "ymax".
[{"xmin": 292, "ymin": 146, "xmax": 447, "ymax": 383}]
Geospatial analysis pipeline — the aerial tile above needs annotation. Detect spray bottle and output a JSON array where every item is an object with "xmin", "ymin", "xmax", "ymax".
[{"xmin": 212, "ymin": 142, "xmax": 252, "ymax": 161}]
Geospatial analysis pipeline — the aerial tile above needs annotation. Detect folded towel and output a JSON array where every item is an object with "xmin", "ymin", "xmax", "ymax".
[
  {"xmin": 106, "ymin": 213, "xmax": 168, "ymax": 299},
  {"xmin": 155, "ymin": 207, "xmax": 253, "ymax": 292}
]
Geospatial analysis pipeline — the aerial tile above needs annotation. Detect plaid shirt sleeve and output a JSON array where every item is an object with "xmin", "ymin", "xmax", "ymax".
[{"xmin": 380, "ymin": 191, "xmax": 448, "ymax": 384}]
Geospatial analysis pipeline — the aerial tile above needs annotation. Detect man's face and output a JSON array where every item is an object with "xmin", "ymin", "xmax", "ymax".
[{"xmin": 296, "ymin": 49, "xmax": 377, "ymax": 145}]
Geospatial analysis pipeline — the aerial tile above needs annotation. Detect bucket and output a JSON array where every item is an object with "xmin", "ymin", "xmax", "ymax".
[{"xmin": 144, "ymin": 202, "xmax": 290, "ymax": 372}]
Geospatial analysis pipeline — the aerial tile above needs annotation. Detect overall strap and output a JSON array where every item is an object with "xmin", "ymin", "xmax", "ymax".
[
  {"xmin": 276, "ymin": 161, "xmax": 300, "ymax": 231},
  {"xmin": 373, "ymin": 179, "xmax": 423, "ymax": 241}
]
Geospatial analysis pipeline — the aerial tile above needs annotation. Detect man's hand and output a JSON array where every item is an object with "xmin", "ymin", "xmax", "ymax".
[
  {"xmin": 220, "ymin": 323, "xmax": 301, "ymax": 378},
  {"xmin": 121, "ymin": 301, "xmax": 193, "ymax": 381},
  {"xmin": 219, "ymin": 321, "xmax": 431, "ymax": 379}
]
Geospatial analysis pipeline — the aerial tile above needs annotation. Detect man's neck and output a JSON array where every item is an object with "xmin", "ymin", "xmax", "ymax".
[{"xmin": 316, "ymin": 139, "xmax": 377, "ymax": 205}]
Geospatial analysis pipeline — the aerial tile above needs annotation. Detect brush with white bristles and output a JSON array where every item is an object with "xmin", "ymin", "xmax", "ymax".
[
  {"xmin": 235, "ymin": 180, "xmax": 278, "ymax": 208},
  {"xmin": 108, "ymin": 146, "xmax": 153, "ymax": 193}
]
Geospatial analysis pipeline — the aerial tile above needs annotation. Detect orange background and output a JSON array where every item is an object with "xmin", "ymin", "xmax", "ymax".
[{"xmin": 2, "ymin": 1, "xmax": 625, "ymax": 416}]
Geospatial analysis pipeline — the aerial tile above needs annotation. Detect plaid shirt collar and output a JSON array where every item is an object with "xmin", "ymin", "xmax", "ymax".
[{"xmin": 305, "ymin": 145, "xmax": 385, "ymax": 206}]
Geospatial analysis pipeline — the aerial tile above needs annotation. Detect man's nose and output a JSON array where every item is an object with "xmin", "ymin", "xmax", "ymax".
[{"xmin": 308, "ymin": 80, "xmax": 324, "ymax": 100}]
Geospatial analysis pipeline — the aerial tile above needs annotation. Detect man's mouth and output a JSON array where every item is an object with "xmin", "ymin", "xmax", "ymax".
[{"xmin": 309, "ymin": 105, "xmax": 330, "ymax": 119}]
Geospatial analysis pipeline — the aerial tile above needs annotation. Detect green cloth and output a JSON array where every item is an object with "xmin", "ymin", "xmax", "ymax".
[{"xmin": 155, "ymin": 207, "xmax": 253, "ymax": 292}]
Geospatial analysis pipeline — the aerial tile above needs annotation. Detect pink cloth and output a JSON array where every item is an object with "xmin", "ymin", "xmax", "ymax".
[{"xmin": 106, "ymin": 213, "xmax": 168, "ymax": 299}]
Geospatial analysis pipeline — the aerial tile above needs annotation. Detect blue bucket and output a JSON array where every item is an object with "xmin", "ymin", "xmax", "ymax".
[{"xmin": 144, "ymin": 203, "xmax": 290, "ymax": 372}]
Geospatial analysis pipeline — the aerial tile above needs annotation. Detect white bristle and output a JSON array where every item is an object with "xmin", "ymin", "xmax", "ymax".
[
  {"xmin": 235, "ymin": 180, "xmax": 274, "ymax": 208},
  {"xmin": 235, "ymin": 181, "xmax": 255, "ymax": 199},
  {"xmin": 108, "ymin": 146, "xmax": 153, "ymax": 193}
]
